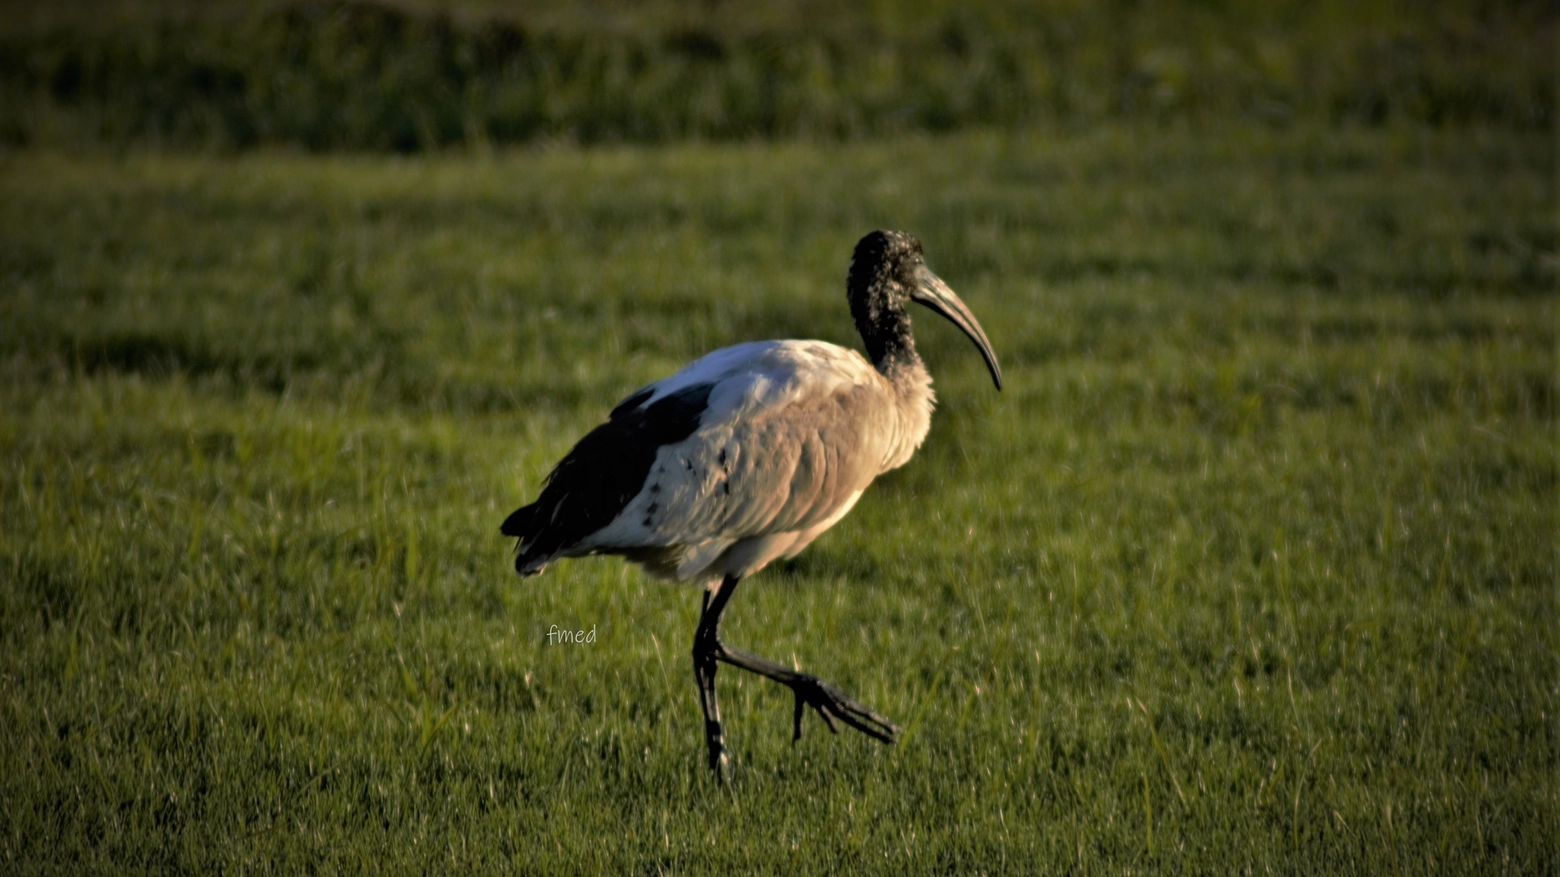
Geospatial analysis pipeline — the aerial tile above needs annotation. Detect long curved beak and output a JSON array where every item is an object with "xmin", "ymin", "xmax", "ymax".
[{"xmin": 911, "ymin": 266, "xmax": 1003, "ymax": 390}]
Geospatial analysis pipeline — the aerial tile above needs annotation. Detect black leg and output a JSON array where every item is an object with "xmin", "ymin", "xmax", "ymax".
[
  {"xmin": 716, "ymin": 642, "xmax": 900, "ymax": 745},
  {"xmin": 691, "ymin": 574, "xmax": 899, "ymax": 777},
  {"xmin": 692, "ymin": 576, "xmax": 737, "ymax": 776}
]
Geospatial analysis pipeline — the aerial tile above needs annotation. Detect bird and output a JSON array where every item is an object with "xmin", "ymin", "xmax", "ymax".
[{"xmin": 501, "ymin": 230, "xmax": 1002, "ymax": 775}]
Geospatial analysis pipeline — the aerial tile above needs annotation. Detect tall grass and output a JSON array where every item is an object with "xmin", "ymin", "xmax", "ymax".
[{"xmin": 1, "ymin": 0, "xmax": 1553, "ymax": 151}]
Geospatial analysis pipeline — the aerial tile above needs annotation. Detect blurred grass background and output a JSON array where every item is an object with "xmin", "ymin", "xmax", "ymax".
[
  {"xmin": 0, "ymin": 0, "xmax": 1553, "ymax": 150},
  {"xmin": 1, "ymin": 0, "xmax": 1556, "ymax": 873}
]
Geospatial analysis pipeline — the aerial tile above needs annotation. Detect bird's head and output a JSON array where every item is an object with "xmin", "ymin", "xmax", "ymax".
[{"xmin": 848, "ymin": 230, "xmax": 1003, "ymax": 390}]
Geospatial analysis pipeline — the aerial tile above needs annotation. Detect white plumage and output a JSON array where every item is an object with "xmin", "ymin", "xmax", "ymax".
[
  {"xmin": 502, "ymin": 230, "xmax": 1001, "ymax": 776},
  {"xmin": 575, "ymin": 340, "xmax": 933, "ymax": 582}
]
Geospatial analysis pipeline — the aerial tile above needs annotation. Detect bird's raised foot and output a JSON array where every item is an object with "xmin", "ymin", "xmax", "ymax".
[{"xmin": 786, "ymin": 675, "xmax": 900, "ymax": 745}]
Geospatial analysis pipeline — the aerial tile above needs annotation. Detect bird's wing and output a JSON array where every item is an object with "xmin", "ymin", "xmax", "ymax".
[
  {"xmin": 501, "ymin": 375, "xmax": 715, "ymax": 574},
  {"xmin": 576, "ymin": 341, "xmax": 904, "ymax": 569}
]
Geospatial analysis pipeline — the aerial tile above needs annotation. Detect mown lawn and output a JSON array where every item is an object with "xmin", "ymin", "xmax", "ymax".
[{"xmin": 0, "ymin": 125, "xmax": 1554, "ymax": 872}]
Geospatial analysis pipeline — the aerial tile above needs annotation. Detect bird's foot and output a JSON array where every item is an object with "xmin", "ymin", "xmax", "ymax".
[{"xmin": 786, "ymin": 674, "xmax": 900, "ymax": 745}]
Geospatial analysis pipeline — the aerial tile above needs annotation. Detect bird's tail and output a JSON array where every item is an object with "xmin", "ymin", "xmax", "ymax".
[{"xmin": 499, "ymin": 503, "xmax": 556, "ymax": 577}]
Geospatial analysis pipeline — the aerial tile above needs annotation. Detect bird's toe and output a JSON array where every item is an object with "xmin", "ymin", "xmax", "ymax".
[{"xmin": 789, "ymin": 675, "xmax": 898, "ymax": 745}]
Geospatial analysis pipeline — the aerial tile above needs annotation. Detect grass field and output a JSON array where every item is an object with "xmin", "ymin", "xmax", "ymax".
[
  {"xmin": 3, "ymin": 0, "xmax": 1551, "ymax": 149},
  {"xmin": 1, "ymin": 125, "xmax": 1555, "ymax": 872}
]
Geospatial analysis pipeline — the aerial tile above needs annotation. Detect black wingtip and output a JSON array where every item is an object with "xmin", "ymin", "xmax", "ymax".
[
  {"xmin": 515, "ymin": 554, "xmax": 547, "ymax": 577},
  {"xmin": 499, "ymin": 504, "xmax": 531, "ymax": 538}
]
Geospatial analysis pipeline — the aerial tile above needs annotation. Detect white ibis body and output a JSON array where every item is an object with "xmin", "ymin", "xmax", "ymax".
[{"xmin": 502, "ymin": 230, "xmax": 1001, "ymax": 774}]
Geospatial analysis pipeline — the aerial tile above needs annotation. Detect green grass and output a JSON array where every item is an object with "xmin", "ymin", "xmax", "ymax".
[
  {"xmin": 2, "ymin": 0, "xmax": 1552, "ymax": 150},
  {"xmin": 1, "ymin": 124, "xmax": 1555, "ymax": 872}
]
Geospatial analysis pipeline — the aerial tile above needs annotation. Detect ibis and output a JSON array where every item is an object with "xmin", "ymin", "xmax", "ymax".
[{"xmin": 502, "ymin": 230, "xmax": 1002, "ymax": 774}]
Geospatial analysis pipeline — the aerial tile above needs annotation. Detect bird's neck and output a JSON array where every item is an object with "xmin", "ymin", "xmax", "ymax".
[
  {"xmin": 849, "ymin": 278, "xmax": 923, "ymax": 381},
  {"xmin": 848, "ymin": 274, "xmax": 935, "ymax": 472},
  {"xmin": 873, "ymin": 321, "xmax": 936, "ymax": 473},
  {"xmin": 861, "ymin": 311, "xmax": 922, "ymax": 379}
]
